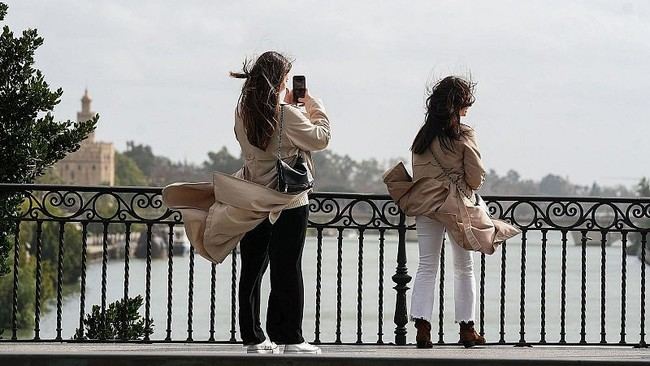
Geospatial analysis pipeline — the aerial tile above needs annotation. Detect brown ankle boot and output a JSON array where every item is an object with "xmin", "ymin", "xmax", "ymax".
[
  {"xmin": 414, "ymin": 319, "xmax": 433, "ymax": 348},
  {"xmin": 459, "ymin": 321, "xmax": 485, "ymax": 348}
]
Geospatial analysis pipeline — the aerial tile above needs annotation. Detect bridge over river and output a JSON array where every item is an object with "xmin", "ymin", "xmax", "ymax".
[{"xmin": 0, "ymin": 185, "xmax": 648, "ymax": 366}]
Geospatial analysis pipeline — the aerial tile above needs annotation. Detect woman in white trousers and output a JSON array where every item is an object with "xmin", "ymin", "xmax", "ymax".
[
  {"xmin": 411, "ymin": 216, "xmax": 476, "ymax": 324},
  {"xmin": 407, "ymin": 76, "xmax": 486, "ymax": 348}
]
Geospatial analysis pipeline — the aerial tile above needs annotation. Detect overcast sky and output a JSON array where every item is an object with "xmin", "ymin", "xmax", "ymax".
[{"xmin": 4, "ymin": 0, "xmax": 649, "ymax": 186}]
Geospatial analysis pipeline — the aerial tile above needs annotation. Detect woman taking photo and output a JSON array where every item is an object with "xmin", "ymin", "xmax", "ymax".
[
  {"xmin": 384, "ymin": 76, "xmax": 519, "ymax": 348},
  {"xmin": 230, "ymin": 51, "xmax": 330, "ymax": 354}
]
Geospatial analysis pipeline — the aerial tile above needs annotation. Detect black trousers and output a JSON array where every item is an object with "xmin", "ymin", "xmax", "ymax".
[{"xmin": 238, "ymin": 205, "xmax": 308, "ymax": 345}]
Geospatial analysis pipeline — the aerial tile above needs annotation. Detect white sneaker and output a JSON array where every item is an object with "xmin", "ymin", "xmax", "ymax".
[
  {"xmin": 283, "ymin": 342, "xmax": 322, "ymax": 354},
  {"xmin": 246, "ymin": 339, "xmax": 280, "ymax": 354}
]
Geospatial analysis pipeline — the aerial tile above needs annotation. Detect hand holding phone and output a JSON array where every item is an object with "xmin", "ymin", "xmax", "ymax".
[{"xmin": 292, "ymin": 75, "xmax": 306, "ymax": 105}]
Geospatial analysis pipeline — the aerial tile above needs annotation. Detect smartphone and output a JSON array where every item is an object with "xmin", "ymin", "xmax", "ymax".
[{"xmin": 292, "ymin": 75, "xmax": 306, "ymax": 104}]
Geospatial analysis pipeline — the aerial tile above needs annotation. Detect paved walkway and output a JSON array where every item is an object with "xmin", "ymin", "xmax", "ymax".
[{"xmin": 0, "ymin": 342, "xmax": 648, "ymax": 366}]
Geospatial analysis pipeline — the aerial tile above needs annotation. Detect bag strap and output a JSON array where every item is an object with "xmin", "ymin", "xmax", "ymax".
[
  {"xmin": 277, "ymin": 105, "xmax": 284, "ymax": 160},
  {"xmin": 276, "ymin": 104, "xmax": 305, "ymax": 160}
]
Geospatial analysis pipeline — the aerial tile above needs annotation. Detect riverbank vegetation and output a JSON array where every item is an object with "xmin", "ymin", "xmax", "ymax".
[{"xmin": 102, "ymin": 140, "xmax": 641, "ymax": 197}]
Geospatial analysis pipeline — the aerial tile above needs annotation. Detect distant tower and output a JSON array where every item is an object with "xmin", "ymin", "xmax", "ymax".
[
  {"xmin": 54, "ymin": 89, "xmax": 115, "ymax": 185},
  {"xmin": 78, "ymin": 88, "xmax": 96, "ymax": 142}
]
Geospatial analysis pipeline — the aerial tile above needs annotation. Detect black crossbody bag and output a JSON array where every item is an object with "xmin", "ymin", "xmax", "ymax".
[{"xmin": 276, "ymin": 105, "xmax": 314, "ymax": 193}]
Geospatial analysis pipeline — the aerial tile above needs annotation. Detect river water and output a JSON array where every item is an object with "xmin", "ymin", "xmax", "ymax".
[{"xmin": 29, "ymin": 232, "xmax": 649, "ymax": 344}]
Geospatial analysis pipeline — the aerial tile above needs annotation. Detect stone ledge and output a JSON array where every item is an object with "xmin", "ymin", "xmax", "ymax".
[{"xmin": 0, "ymin": 343, "xmax": 648, "ymax": 366}]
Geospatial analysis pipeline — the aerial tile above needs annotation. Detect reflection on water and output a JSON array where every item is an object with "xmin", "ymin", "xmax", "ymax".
[{"xmin": 30, "ymin": 232, "xmax": 649, "ymax": 344}]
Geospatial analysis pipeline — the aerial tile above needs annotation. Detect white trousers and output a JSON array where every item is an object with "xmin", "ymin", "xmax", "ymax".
[{"xmin": 410, "ymin": 216, "xmax": 476, "ymax": 323}]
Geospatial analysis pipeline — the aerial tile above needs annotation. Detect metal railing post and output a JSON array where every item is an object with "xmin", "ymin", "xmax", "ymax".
[{"xmin": 393, "ymin": 211, "xmax": 411, "ymax": 345}]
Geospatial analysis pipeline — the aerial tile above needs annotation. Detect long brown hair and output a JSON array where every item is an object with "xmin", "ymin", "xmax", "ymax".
[
  {"xmin": 230, "ymin": 51, "xmax": 292, "ymax": 150},
  {"xmin": 411, "ymin": 76, "xmax": 476, "ymax": 154}
]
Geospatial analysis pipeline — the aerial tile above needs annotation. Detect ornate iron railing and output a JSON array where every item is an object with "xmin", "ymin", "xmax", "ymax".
[{"xmin": 0, "ymin": 184, "xmax": 647, "ymax": 347}]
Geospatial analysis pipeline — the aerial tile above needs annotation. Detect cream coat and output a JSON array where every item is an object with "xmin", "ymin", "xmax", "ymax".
[
  {"xmin": 234, "ymin": 98, "xmax": 330, "ymax": 188},
  {"xmin": 383, "ymin": 125, "xmax": 520, "ymax": 254},
  {"xmin": 162, "ymin": 173, "xmax": 303, "ymax": 264},
  {"xmin": 162, "ymin": 98, "xmax": 331, "ymax": 264}
]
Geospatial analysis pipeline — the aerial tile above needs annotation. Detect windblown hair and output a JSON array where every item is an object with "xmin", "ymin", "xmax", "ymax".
[
  {"xmin": 230, "ymin": 51, "xmax": 292, "ymax": 150},
  {"xmin": 411, "ymin": 76, "xmax": 476, "ymax": 154}
]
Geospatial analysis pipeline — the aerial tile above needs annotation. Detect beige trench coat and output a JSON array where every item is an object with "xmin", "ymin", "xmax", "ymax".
[
  {"xmin": 163, "ymin": 99, "xmax": 330, "ymax": 264},
  {"xmin": 383, "ymin": 126, "xmax": 520, "ymax": 254},
  {"xmin": 235, "ymin": 99, "xmax": 330, "ymax": 190},
  {"xmin": 162, "ymin": 172, "xmax": 305, "ymax": 264}
]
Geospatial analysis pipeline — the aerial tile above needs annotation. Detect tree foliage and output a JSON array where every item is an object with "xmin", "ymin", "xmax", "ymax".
[
  {"xmin": 203, "ymin": 147, "xmax": 243, "ymax": 175},
  {"xmin": 0, "ymin": 201, "xmax": 83, "ymax": 331},
  {"xmin": 0, "ymin": 2, "xmax": 97, "ymax": 276},
  {"xmin": 34, "ymin": 168, "xmax": 66, "ymax": 184},
  {"xmin": 0, "ymin": 249, "xmax": 41, "ymax": 331},
  {"xmin": 122, "ymin": 141, "xmax": 206, "ymax": 186},
  {"xmin": 114, "ymin": 139, "xmax": 640, "ymax": 197},
  {"xmin": 637, "ymin": 177, "xmax": 650, "ymax": 197},
  {"xmin": 123, "ymin": 141, "xmax": 157, "ymax": 177},
  {"xmin": 115, "ymin": 152, "xmax": 147, "ymax": 186}
]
